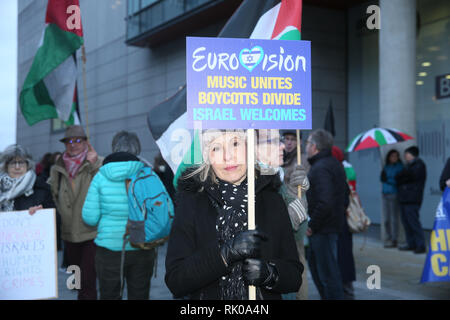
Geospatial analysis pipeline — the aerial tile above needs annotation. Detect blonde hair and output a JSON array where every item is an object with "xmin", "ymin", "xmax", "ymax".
[{"xmin": 183, "ymin": 129, "xmax": 247, "ymax": 187}]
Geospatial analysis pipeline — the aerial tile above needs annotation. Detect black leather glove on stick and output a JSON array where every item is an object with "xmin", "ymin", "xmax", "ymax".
[
  {"xmin": 243, "ymin": 258, "xmax": 279, "ymax": 288},
  {"xmin": 220, "ymin": 230, "xmax": 268, "ymax": 268}
]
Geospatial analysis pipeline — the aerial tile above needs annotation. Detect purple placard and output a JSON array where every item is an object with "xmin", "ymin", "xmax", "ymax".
[{"xmin": 186, "ymin": 37, "xmax": 312, "ymax": 130}]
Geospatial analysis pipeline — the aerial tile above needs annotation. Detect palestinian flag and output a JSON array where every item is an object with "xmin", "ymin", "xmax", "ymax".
[
  {"xmin": 20, "ymin": 0, "xmax": 83, "ymax": 126},
  {"xmin": 147, "ymin": 0, "xmax": 302, "ymax": 185}
]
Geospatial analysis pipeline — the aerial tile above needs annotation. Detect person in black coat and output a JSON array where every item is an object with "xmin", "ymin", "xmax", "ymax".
[
  {"xmin": 395, "ymin": 146, "xmax": 427, "ymax": 253},
  {"xmin": 165, "ymin": 130, "xmax": 302, "ymax": 300},
  {"xmin": 305, "ymin": 129, "xmax": 349, "ymax": 300},
  {"xmin": 439, "ymin": 157, "xmax": 450, "ymax": 192}
]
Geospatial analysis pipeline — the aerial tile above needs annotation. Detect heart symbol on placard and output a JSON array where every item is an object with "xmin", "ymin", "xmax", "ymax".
[{"xmin": 239, "ymin": 46, "xmax": 264, "ymax": 72}]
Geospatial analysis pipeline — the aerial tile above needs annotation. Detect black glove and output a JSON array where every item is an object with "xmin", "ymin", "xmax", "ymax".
[
  {"xmin": 220, "ymin": 230, "xmax": 267, "ymax": 267},
  {"xmin": 243, "ymin": 258, "xmax": 279, "ymax": 288}
]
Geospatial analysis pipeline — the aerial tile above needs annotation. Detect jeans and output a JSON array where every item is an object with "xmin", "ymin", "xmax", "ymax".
[
  {"xmin": 95, "ymin": 246, "xmax": 156, "ymax": 300},
  {"xmin": 400, "ymin": 204, "xmax": 425, "ymax": 250},
  {"xmin": 382, "ymin": 194, "xmax": 401, "ymax": 244},
  {"xmin": 307, "ymin": 233, "xmax": 344, "ymax": 300},
  {"xmin": 65, "ymin": 240, "xmax": 97, "ymax": 300}
]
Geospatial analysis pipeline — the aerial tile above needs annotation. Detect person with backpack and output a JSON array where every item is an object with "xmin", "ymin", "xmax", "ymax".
[
  {"xmin": 165, "ymin": 129, "xmax": 303, "ymax": 300},
  {"xmin": 82, "ymin": 152, "xmax": 158, "ymax": 300}
]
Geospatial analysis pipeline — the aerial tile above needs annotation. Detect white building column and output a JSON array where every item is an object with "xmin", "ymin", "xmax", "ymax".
[
  {"xmin": 379, "ymin": 0, "xmax": 417, "ymax": 246},
  {"xmin": 379, "ymin": 0, "xmax": 416, "ymax": 137}
]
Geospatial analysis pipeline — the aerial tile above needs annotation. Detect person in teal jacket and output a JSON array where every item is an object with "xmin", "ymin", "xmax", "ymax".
[
  {"xmin": 380, "ymin": 149, "xmax": 404, "ymax": 248},
  {"xmin": 82, "ymin": 152, "xmax": 156, "ymax": 299}
]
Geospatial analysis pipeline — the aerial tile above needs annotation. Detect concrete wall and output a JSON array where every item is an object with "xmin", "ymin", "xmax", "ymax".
[
  {"xmin": 17, "ymin": 1, "xmax": 348, "ymax": 169},
  {"xmin": 347, "ymin": 1, "xmax": 382, "ymax": 226},
  {"xmin": 302, "ymin": 5, "xmax": 347, "ymax": 150}
]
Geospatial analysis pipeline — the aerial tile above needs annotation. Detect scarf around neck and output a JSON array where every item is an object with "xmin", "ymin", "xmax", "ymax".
[
  {"xmin": 0, "ymin": 170, "xmax": 36, "ymax": 212},
  {"xmin": 62, "ymin": 147, "xmax": 88, "ymax": 180},
  {"xmin": 216, "ymin": 177, "xmax": 249, "ymax": 300}
]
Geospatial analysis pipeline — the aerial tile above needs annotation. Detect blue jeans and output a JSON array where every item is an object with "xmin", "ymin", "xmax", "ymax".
[{"xmin": 307, "ymin": 233, "xmax": 344, "ymax": 300}]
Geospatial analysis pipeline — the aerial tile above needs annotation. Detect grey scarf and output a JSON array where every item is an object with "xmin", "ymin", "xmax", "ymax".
[{"xmin": 0, "ymin": 170, "xmax": 36, "ymax": 212}]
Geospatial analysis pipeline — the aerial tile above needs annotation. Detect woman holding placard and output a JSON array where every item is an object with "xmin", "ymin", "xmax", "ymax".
[
  {"xmin": 0, "ymin": 144, "xmax": 53, "ymax": 213},
  {"xmin": 165, "ymin": 130, "xmax": 302, "ymax": 300}
]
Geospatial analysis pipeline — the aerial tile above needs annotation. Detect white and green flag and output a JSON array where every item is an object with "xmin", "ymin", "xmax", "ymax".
[{"xmin": 20, "ymin": 0, "xmax": 83, "ymax": 126}]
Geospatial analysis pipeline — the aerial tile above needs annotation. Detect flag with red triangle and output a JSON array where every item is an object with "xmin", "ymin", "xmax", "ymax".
[{"xmin": 20, "ymin": 0, "xmax": 83, "ymax": 126}]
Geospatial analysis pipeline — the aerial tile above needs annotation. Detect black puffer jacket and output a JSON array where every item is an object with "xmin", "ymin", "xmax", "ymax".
[
  {"xmin": 306, "ymin": 149, "xmax": 349, "ymax": 234},
  {"xmin": 165, "ymin": 170, "xmax": 303, "ymax": 300},
  {"xmin": 14, "ymin": 175, "xmax": 55, "ymax": 211},
  {"xmin": 396, "ymin": 158, "xmax": 427, "ymax": 205},
  {"xmin": 439, "ymin": 158, "xmax": 450, "ymax": 192}
]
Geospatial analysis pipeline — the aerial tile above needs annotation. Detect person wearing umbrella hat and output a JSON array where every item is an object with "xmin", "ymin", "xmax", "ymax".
[
  {"xmin": 395, "ymin": 146, "xmax": 427, "ymax": 254},
  {"xmin": 49, "ymin": 125, "xmax": 104, "ymax": 299}
]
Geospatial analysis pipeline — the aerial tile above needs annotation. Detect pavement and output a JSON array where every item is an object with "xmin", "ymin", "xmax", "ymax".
[{"xmin": 55, "ymin": 225, "xmax": 450, "ymax": 300}]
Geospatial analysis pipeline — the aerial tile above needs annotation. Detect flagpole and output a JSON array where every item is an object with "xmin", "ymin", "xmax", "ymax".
[
  {"xmin": 296, "ymin": 129, "xmax": 302, "ymax": 198},
  {"xmin": 247, "ymin": 129, "xmax": 256, "ymax": 300},
  {"xmin": 81, "ymin": 44, "xmax": 90, "ymax": 140}
]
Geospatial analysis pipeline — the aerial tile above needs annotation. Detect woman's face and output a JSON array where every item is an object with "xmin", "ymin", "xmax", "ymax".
[
  {"xmin": 7, "ymin": 157, "xmax": 28, "ymax": 178},
  {"xmin": 64, "ymin": 137, "xmax": 87, "ymax": 157},
  {"xmin": 257, "ymin": 129, "xmax": 285, "ymax": 168},
  {"xmin": 208, "ymin": 132, "xmax": 247, "ymax": 185},
  {"xmin": 389, "ymin": 152, "xmax": 399, "ymax": 164}
]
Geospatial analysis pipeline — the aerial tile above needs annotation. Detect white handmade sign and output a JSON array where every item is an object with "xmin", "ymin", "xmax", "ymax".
[{"xmin": 0, "ymin": 209, "xmax": 57, "ymax": 300}]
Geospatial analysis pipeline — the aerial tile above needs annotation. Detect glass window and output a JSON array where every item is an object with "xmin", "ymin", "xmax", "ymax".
[
  {"xmin": 416, "ymin": 0, "xmax": 450, "ymax": 123},
  {"xmin": 163, "ymin": 0, "xmax": 184, "ymax": 21},
  {"xmin": 127, "ymin": 14, "xmax": 140, "ymax": 38},
  {"xmin": 51, "ymin": 119, "xmax": 67, "ymax": 133},
  {"xmin": 142, "ymin": 0, "xmax": 159, "ymax": 8},
  {"xmin": 128, "ymin": 0, "xmax": 141, "ymax": 16}
]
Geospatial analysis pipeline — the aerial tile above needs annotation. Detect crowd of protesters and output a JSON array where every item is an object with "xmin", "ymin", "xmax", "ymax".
[{"xmin": 1, "ymin": 124, "xmax": 449, "ymax": 300}]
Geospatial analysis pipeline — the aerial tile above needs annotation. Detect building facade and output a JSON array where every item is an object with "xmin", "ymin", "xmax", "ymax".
[{"xmin": 16, "ymin": 0, "xmax": 450, "ymax": 229}]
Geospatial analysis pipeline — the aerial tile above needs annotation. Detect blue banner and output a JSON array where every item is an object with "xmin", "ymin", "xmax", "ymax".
[{"xmin": 421, "ymin": 187, "xmax": 450, "ymax": 283}]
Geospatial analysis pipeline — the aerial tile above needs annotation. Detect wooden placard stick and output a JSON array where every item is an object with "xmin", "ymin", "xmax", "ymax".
[
  {"xmin": 81, "ymin": 44, "xmax": 90, "ymax": 140},
  {"xmin": 296, "ymin": 129, "xmax": 302, "ymax": 198},
  {"xmin": 247, "ymin": 128, "xmax": 256, "ymax": 300}
]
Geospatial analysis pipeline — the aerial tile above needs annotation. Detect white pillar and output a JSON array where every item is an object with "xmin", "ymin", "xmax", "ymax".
[
  {"xmin": 379, "ymin": 0, "xmax": 416, "ymax": 246},
  {"xmin": 379, "ymin": 0, "xmax": 416, "ymax": 137}
]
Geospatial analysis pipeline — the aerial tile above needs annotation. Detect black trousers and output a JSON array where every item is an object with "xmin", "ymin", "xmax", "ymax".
[
  {"xmin": 95, "ymin": 246, "xmax": 156, "ymax": 300},
  {"xmin": 337, "ymin": 222, "xmax": 356, "ymax": 284},
  {"xmin": 400, "ymin": 204, "xmax": 426, "ymax": 250}
]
